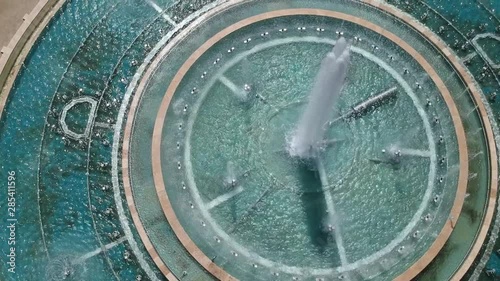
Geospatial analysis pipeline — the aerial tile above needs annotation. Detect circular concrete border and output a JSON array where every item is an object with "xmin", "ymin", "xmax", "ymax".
[{"xmin": 136, "ymin": 8, "xmax": 471, "ymax": 281}]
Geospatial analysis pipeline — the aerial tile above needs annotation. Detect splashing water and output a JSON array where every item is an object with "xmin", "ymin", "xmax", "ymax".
[{"xmin": 288, "ymin": 37, "xmax": 351, "ymax": 159}]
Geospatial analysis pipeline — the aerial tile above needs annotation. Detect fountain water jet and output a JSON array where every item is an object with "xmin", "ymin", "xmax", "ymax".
[
  {"xmin": 224, "ymin": 161, "xmax": 238, "ymax": 188},
  {"xmin": 284, "ymin": 38, "xmax": 351, "ymax": 265},
  {"xmin": 288, "ymin": 37, "xmax": 351, "ymax": 159}
]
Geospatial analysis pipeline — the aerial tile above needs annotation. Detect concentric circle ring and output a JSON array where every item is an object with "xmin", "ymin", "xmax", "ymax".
[{"xmin": 122, "ymin": 7, "xmax": 474, "ymax": 280}]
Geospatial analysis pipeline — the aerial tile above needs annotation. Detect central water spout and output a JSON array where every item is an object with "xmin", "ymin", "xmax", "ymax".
[{"xmin": 288, "ymin": 37, "xmax": 350, "ymax": 159}]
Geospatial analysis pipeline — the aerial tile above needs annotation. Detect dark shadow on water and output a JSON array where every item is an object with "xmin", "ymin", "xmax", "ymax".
[{"xmin": 295, "ymin": 161, "xmax": 331, "ymax": 252}]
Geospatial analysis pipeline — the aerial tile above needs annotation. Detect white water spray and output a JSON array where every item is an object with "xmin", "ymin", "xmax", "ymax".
[{"xmin": 288, "ymin": 37, "xmax": 351, "ymax": 159}]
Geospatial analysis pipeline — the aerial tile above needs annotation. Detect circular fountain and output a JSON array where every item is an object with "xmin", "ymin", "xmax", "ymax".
[
  {"xmin": 0, "ymin": 0, "xmax": 498, "ymax": 280},
  {"xmin": 120, "ymin": 1, "xmax": 491, "ymax": 280}
]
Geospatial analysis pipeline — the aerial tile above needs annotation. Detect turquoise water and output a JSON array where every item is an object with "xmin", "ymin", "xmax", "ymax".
[
  {"xmin": 130, "ymin": 1, "xmax": 481, "ymax": 279},
  {"xmin": 0, "ymin": 0, "xmax": 182, "ymax": 280},
  {"xmin": 169, "ymin": 26, "xmax": 457, "ymax": 281},
  {"xmin": 0, "ymin": 0, "xmax": 498, "ymax": 280},
  {"xmin": 184, "ymin": 40, "xmax": 441, "ymax": 265}
]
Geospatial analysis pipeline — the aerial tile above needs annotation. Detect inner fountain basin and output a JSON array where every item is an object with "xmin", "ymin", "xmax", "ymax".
[
  {"xmin": 159, "ymin": 17, "xmax": 463, "ymax": 280},
  {"xmin": 122, "ymin": 0, "xmax": 492, "ymax": 279},
  {"xmin": 0, "ymin": 0, "xmax": 496, "ymax": 280}
]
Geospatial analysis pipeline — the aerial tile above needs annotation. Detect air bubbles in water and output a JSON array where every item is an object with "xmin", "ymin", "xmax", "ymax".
[
  {"xmin": 104, "ymin": 207, "xmax": 113, "ymax": 215},
  {"xmin": 110, "ymin": 230, "xmax": 120, "ymax": 239},
  {"xmin": 440, "ymin": 157, "xmax": 446, "ymax": 164},
  {"xmin": 244, "ymin": 84, "xmax": 252, "ymax": 92},
  {"xmin": 123, "ymin": 250, "xmax": 131, "ymax": 261},
  {"xmin": 423, "ymin": 214, "xmax": 432, "ymax": 222},
  {"xmin": 321, "ymin": 213, "xmax": 336, "ymax": 234},
  {"xmin": 45, "ymin": 256, "xmax": 75, "ymax": 281},
  {"xmin": 397, "ymin": 246, "xmax": 405, "ymax": 254},
  {"xmin": 382, "ymin": 145, "xmax": 402, "ymax": 166}
]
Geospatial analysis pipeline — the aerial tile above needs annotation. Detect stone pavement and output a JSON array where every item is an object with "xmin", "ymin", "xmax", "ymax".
[{"xmin": 0, "ymin": 0, "xmax": 39, "ymax": 48}]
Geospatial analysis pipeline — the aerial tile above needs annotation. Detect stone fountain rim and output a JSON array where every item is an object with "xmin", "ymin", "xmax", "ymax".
[{"xmin": 119, "ymin": 1, "xmax": 486, "ymax": 277}]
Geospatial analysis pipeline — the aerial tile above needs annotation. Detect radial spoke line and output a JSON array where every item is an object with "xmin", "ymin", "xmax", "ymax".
[
  {"xmin": 317, "ymin": 159, "xmax": 348, "ymax": 266},
  {"xmin": 95, "ymin": 121, "xmax": 115, "ymax": 129},
  {"xmin": 322, "ymin": 138, "xmax": 345, "ymax": 147},
  {"xmin": 74, "ymin": 236, "xmax": 127, "ymax": 264},
  {"xmin": 206, "ymin": 186, "xmax": 244, "ymax": 210},
  {"xmin": 228, "ymin": 185, "xmax": 274, "ymax": 233},
  {"xmin": 144, "ymin": 0, "xmax": 177, "ymax": 26},
  {"xmin": 219, "ymin": 75, "xmax": 248, "ymax": 100},
  {"xmin": 461, "ymin": 52, "xmax": 477, "ymax": 64},
  {"xmin": 399, "ymin": 148, "xmax": 431, "ymax": 157}
]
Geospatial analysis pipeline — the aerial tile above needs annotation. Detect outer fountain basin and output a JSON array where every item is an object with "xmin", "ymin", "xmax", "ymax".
[
  {"xmin": 120, "ymin": 0, "xmax": 489, "ymax": 279},
  {"xmin": 0, "ymin": 0, "xmax": 497, "ymax": 280}
]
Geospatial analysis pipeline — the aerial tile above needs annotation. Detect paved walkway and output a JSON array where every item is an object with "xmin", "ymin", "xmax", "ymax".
[{"xmin": 0, "ymin": 0, "xmax": 39, "ymax": 48}]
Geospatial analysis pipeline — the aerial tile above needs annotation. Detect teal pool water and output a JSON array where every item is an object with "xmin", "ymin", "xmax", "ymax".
[
  {"xmin": 128, "ymin": 0, "xmax": 490, "ymax": 279},
  {"xmin": 0, "ymin": 0, "xmax": 498, "ymax": 280}
]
